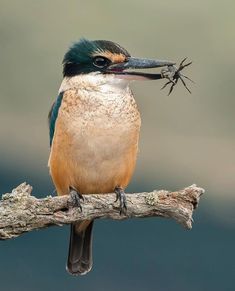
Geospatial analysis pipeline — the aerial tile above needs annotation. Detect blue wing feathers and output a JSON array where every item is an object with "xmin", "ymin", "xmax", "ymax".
[{"xmin": 48, "ymin": 92, "xmax": 64, "ymax": 146}]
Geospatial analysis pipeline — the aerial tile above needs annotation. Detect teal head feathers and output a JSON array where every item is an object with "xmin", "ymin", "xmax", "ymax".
[{"xmin": 63, "ymin": 38, "xmax": 130, "ymax": 77}]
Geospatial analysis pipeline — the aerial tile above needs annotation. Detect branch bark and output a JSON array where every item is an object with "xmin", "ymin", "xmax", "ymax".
[{"xmin": 0, "ymin": 183, "xmax": 204, "ymax": 240}]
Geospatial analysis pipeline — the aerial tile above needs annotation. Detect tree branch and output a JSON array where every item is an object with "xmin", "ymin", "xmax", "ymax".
[{"xmin": 0, "ymin": 183, "xmax": 204, "ymax": 240}]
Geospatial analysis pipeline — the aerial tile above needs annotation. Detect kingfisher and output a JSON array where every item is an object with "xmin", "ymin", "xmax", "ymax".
[{"xmin": 48, "ymin": 38, "xmax": 188, "ymax": 276}]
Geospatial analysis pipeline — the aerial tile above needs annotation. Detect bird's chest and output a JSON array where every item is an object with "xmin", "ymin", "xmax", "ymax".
[{"xmin": 55, "ymin": 88, "xmax": 141, "ymax": 161}]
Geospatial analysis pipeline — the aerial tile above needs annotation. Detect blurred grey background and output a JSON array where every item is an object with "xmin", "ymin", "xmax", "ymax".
[{"xmin": 0, "ymin": 0, "xmax": 235, "ymax": 290}]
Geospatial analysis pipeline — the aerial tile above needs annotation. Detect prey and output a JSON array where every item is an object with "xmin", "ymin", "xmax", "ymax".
[{"xmin": 161, "ymin": 58, "xmax": 193, "ymax": 95}]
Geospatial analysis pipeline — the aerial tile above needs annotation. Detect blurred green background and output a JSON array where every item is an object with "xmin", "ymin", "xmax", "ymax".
[{"xmin": 0, "ymin": 0, "xmax": 235, "ymax": 290}]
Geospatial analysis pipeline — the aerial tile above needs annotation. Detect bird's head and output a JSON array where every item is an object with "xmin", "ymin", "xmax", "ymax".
[{"xmin": 63, "ymin": 38, "xmax": 175, "ymax": 81}]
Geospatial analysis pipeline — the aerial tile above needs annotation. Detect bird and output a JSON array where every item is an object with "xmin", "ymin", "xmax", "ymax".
[{"xmin": 48, "ymin": 38, "xmax": 174, "ymax": 276}]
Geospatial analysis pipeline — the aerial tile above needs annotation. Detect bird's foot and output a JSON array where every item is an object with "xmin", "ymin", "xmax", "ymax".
[
  {"xmin": 67, "ymin": 186, "xmax": 84, "ymax": 212},
  {"xmin": 161, "ymin": 58, "xmax": 193, "ymax": 95},
  {"xmin": 114, "ymin": 186, "xmax": 127, "ymax": 215}
]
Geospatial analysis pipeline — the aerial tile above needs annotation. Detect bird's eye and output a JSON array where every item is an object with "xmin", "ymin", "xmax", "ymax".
[{"xmin": 93, "ymin": 56, "xmax": 110, "ymax": 68}]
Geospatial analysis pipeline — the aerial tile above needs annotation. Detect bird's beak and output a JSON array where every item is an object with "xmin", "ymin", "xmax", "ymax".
[{"xmin": 107, "ymin": 57, "xmax": 175, "ymax": 80}]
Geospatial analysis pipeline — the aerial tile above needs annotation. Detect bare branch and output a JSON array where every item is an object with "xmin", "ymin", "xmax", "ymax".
[{"xmin": 0, "ymin": 183, "xmax": 204, "ymax": 240}]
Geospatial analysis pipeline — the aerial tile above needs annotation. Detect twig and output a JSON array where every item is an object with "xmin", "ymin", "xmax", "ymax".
[{"xmin": 0, "ymin": 183, "xmax": 204, "ymax": 240}]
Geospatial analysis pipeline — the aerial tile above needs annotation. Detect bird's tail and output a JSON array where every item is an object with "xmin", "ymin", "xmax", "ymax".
[{"xmin": 66, "ymin": 220, "xmax": 94, "ymax": 275}]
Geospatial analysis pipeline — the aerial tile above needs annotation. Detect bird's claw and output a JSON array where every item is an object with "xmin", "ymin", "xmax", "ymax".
[
  {"xmin": 67, "ymin": 186, "xmax": 84, "ymax": 212},
  {"xmin": 161, "ymin": 58, "xmax": 193, "ymax": 95},
  {"xmin": 114, "ymin": 186, "xmax": 127, "ymax": 215}
]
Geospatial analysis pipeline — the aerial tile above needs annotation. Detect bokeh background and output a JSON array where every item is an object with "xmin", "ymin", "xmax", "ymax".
[{"xmin": 1, "ymin": 1, "xmax": 235, "ymax": 290}]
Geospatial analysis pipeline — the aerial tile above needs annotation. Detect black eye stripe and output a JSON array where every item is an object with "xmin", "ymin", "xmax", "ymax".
[{"xmin": 93, "ymin": 56, "xmax": 110, "ymax": 68}]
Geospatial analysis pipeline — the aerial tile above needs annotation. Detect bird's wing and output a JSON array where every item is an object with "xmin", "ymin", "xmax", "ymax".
[{"xmin": 48, "ymin": 92, "xmax": 64, "ymax": 146}]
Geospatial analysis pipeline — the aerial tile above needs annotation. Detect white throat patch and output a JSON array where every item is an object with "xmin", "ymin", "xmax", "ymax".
[{"xmin": 59, "ymin": 73, "xmax": 129, "ymax": 94}]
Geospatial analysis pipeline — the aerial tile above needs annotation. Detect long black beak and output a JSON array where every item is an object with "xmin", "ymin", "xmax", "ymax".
[{"xmin": 107, "ymin": 57, "xmax": 175, "ymax": 80}]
